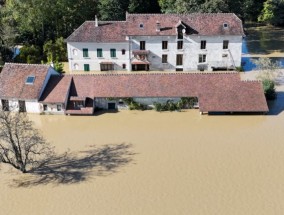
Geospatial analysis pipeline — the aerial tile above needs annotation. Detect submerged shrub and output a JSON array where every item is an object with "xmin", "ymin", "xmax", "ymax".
[{"xmin": 262, "ymin": 79, "xmax": 276, "ymax": 100}]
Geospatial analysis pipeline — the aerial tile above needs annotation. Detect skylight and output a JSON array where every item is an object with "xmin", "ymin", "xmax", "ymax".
[{"xmin": 26, "ymin": 76, "xmax": 35, "ymax": 85}]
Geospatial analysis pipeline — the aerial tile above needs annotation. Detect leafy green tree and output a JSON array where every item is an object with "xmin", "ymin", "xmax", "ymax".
[
  {"xmin": 98, "ymin": 0, "xmax": 129, "ymax": 20},
  {"xmin": 43, "ymin": 37, "xmax": 67, "ymax": 63},
  {"xmin": 258, "ymin": 0, "xmax": 284, "ymax": 26},
  {"xmin": 15, "ymin": 45, "xmax": 42, "ymax": 64},
  {"xmin": 128, "ymin": 0, "xmax": 160, "ymax": 13}
]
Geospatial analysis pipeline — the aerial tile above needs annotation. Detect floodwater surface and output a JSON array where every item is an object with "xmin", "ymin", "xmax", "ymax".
[
  {"xmin": 1, "ymin": 81, "xmax": 284, "ymax": 215},
  {"xmin": 242, "ymin": 24, "xmax": 284, "ymax": 71}
]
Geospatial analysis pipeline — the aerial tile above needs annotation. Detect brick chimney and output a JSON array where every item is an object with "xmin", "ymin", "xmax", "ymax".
[{"xmin": 95, "ymin": 15, "xmax": 98, "ymax": 27}]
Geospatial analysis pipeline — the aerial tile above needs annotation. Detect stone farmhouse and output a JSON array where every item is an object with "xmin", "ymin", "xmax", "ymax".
[
  {"xmin": 0, "ymin": 63, "xmax": 268, "ymax": 115},
  {"xmin": 66, "ymin": 13, "xmax": 244, "ymax": 72}
]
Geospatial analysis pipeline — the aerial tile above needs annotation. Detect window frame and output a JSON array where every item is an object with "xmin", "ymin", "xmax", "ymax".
[
  {"xmin": 201, "ymin": 40, "xmax": 206, "ymax": 49},
  {"xmin": 176, "ymin": 54, "xmax": 183, "ymax": 66},
  {"xmin": 177, "ymin": 41, "xmax": 183, "ymax": 50},
  {"xmin": 162, "ymin": 41, "xmax": 168, "ymax": 50},
  {"xmin": 110, "ymin": 49, "xmax": 116, "ymax": 58},
  {"xmin": 57, "ymin": 104, "xmax": 62, "ymax": 111},
  {"xmin": 26, "ymin": 76, "xmax": 35, "ymax": 85},
  {"xmin": 83, "ymin": 48, "xmax": 89, "ymax": 58},
  {"xmin": 97, "ymin": 48, "xmax": 103, "ymax": 58},
  {"xmin": 223, "ymin": 40, "xmax": 229, "ymax": 49},
  {"xmin": 162, "ymin": 54, "xmax": 168, "ymax": 63},
  {"xmin": 84, "ymin": 64, "xmax": 90, "ymax": 71},
  {"xmin": 198, "ymin": 54, "xmax": 207, "ymax": 63},
  {"xmin": 140, "ymin": 41, "xmax": 146, "ymax": 50}
]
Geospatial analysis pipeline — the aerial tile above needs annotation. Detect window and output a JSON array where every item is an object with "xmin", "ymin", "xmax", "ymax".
[
  {"xmin": 176, "ymin": 54, "xmax": 183, "ymax": 66},
  {"xmin": 74, "ymin": 63, "xmax": 79, "ymax": 70},
  {"xmin": 223, "ymin": 40, "xmax": 229, "ymax": 49},
  {"xmin": 139, "ymin": 23, "xmax": 144, "ymax": 29},
  {"xmin": 177, "ymin": 26, "xmax": 184, "ymax": 39},
  {"xmin": 201, "ymin": 40, "xmax": 206, "ymax": 49},
  {"xmin": 223, "ymin": 23, "xmax": 228, "ymax": 28},
  {"xmin": 140, "ymin": 41, "xmax": 146, "ymax": 50},
  {"xmin": 43, "ymin": 104, "xmax": 48, "ymax": 111},
  {"xmin": 162, "ymin": 54, "xmax": 168, "ymax": 63},
  {"xmin": 177, "ymin": 41, "xmax": 183, "ymax": 50},
  {"xmin": 122, "ymin": 49, "xmax": 126, "ymax": 55},
  {"xmin": 199, "ymin": 54, "xmax": 206, "ymax": 63},
  {"xmin": 97, "ymin": 49, "xmax": 103, "ymax": 57},
  {"xmin": 73, "ymin": 49, "xmax": 78, "ymax": 56},
  {"xmin": 101, "ymin": 64, "xmax": 114, "ymax": 71},
  {"xmin": 57, "ymin": 105, "xmax": 62, "ymax": 111},
  {"xmin": 26, "ymin": 76, "xmax": 35, "ymax": 85},
  {"xmin": 84, "ymin": 64, "xmax": 90, "ymax": 71},
  {"xmin": 122, "ymin": 64, "xmax": 126, "ymax": 69},
  {"xmin": 162, "ymin": 41, "xmax": 168, "ymax": 50},
  {"xmin": 83, "ymin": 48, "xmax": 89, "ymax": 57},
  {"xmin": 110, "ymin": 49, "xmax": 116, "ymax": 58}
]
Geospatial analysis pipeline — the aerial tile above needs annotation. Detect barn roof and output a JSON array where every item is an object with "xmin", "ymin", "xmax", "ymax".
[{"xmin": 0, "ymin": 63, "xmax": 53, "ymax": 100}]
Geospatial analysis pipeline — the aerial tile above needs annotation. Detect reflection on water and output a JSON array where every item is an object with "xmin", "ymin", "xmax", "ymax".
[
  {"xmin": 243, "ymin": 24, "xmax": 284, "ymax": 55},
  {"xmin": 242, "ymin": 57, "xmax": 284, "ymax": 71},
  {"xmin": 242, "ymin": 24, "xmax": 284, "ymax": 71}
]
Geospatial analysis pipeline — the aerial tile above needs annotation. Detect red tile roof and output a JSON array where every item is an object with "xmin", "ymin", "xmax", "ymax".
[
  {"xmin": 66, "ymin": 13, "xmax": 244, "ymax": 43},
  {"xmin": 40, "ymin": 76, "xmax": 72, "ymax": 103},
  {"xmin": 126, "ymin": 13, "xmax": 244, "ymax": 36},
  {"xmin": 60, "ymin": 73, "xmax": 268, "ymax": 113},
  {"xmin": 66, "ymin": 21, "xmax": 127, "ymax": 43},
  {"xmin": 0, "ymin": 63, "xmax": 52, "ymax": 100}
]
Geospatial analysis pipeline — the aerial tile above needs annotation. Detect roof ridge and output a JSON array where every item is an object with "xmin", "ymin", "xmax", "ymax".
[
  {"xmin": 5, "ymin": 62, "xmax": 50, "ymax": 67},
  {"xmin": 65, "ymin": 72, "xmax": 239, "ymax": 77}
]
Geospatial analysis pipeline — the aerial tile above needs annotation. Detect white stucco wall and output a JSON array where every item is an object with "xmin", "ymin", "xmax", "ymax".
[
  {"xmin": 67, "ymin": 34, "xmax": 242, "ymax": 72},
  {"xmin": 67, "ymin": 42, "xmax": 130, "ymax": 72},
  {"xmin": 131, "ymin": 35, "xmax": 242, "ymax": 71},
  {"xmin": 5, "ymin": 100, "xmax": 41, "ymax": 113},
  {"xmin": 25, "ymin": 101, "xmax": 42, "ymax": 113},
  {"xmin": 43, "ymin": 103, "xmax": 65, "ymax": 114}
]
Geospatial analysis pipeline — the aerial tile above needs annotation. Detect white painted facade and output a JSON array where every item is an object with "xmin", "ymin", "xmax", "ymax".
[
  {"xmin": 67, "ymin": 35, "xmax": 242, "ymax": 72},
  {"xmin": 67, "ymin": 42, "xmax": 131, "ymax": 72},
  {"xmin": 42, "ymin": 103, "xmax": 65, "ymax": 114},
  {"xmin": 0, "ymin": 66, "xmax": 59, "ymax": 114}
]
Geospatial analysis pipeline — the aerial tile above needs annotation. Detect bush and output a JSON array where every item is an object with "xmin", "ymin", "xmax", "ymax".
[
  {"xmin": 14, "ymin": 45, "xmax": 42, "ymax": 64},
  {"xmin": 262, "ymin": 79, "xmax": 277, "ymax": 100},
  {"xmin": 236, "ymin": 66, "xmax": 244, "ymax": 72}
]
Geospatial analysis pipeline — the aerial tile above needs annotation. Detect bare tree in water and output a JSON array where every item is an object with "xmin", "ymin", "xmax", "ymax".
[{"xmin": 0, "ymin": 111, "xmax": 53, "ymax": 173}]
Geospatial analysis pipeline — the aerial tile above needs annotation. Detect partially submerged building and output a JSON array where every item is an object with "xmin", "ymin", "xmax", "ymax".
[
  {"xmin": 0, "ymin": 63, "xmax": 58, "ymax": 113},
  {"xmin": 66, "ymin": 13, "xmax": 244, "ymax": 72},
  {"xmin": 0, "ymin": 63, "xmax": 269, "ymax": 115}
]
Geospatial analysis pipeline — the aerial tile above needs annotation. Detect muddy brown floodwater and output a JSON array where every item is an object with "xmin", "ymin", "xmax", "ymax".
[{"xmin": 1, "ymin": 72, "xmax": 284, "ymax": 215}]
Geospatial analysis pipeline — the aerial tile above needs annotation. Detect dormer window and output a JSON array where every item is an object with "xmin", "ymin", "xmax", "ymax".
[
  {"xmin": 223, "ymin": 23, "xmax": 228, "ymax": 28},
  {"xmin": 139, "ymin": 23, "xmax": 144, "ymax": 29},
  {"xmin": 177, "ymin": 25, "xmax": 184, "ymax": 39},
  {"xmin": 26, "ymin": 76, "xmax": 35, "ymax": 85}
]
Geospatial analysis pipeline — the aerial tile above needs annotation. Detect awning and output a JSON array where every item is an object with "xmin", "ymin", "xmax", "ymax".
[
  {"xmin": 100, "ymin": 61, "xmax": 114, "ymax": 65},
  {"xmin": 132, "ymin": 61, "xmax": 150, "ymax": 65},
  {"xmin": 131, "ymin": 58, "xmax": 150, "ymax": 65}
]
